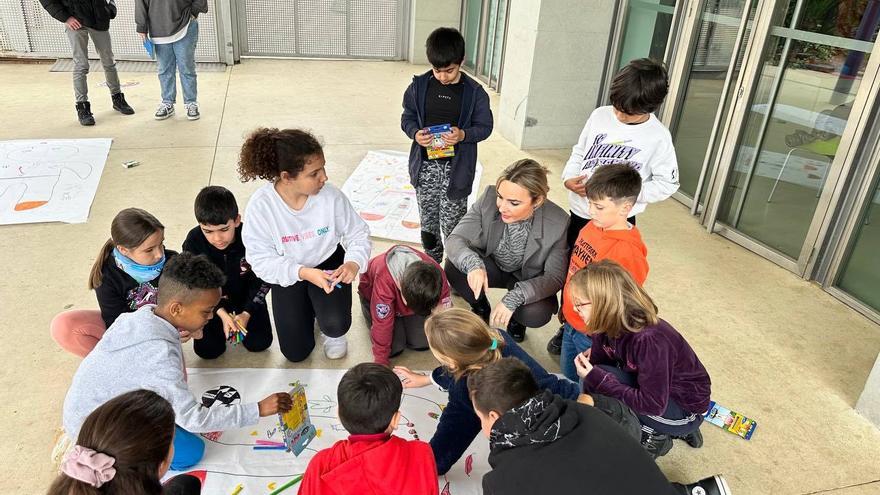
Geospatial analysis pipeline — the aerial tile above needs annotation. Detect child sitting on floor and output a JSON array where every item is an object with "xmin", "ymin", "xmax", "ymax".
[
  {"xmin": 183, "ymin": 186, "xmax": 272, "ymax": 359},
  {"xmin": 469, "ymin": 358, "xmax": 731, "ymax": 495},
  {"xmin": 394, "ymin": 308, "xmax": 584, "ymax": 475},
  {"xmin": 570, "ymin": 259, "xmax": 711, "ymax": 458},
  {"xmin": 358, "ymin": 244, "xmax": 452, "ymax": 365},
  {"xmin": 299, "ymin": 363, "xmax": 439, "ymax": 495},
  {"xmin": 50, "ymin": 389, "xmax": 203, "ymax": 495},
  {"xmin": 62, "ymin": 253, "xmax": 293, "ymax": 470}
]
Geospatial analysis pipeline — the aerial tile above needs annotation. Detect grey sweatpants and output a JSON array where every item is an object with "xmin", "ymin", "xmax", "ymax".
[{"xmin": 65, "ymin": 26, "xmax": 121, "ymax": 102}]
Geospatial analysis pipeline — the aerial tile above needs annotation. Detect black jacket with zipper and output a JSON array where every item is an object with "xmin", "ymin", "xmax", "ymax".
[
  {"xmin": 182, "ymin": 224, "xmax": 270, "ymax": 316},
  {"xmin": 40, "ymin": 0, "xmax": 116, "ymax": 31}
]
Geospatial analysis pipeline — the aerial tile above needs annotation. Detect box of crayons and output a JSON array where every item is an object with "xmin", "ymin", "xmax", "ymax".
[{"xmin": 426, "ymin": 124, "xmax": 456, "ymax": 160}]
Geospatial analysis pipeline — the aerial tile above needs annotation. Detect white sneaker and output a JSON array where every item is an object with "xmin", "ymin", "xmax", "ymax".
[
  {"xmin": 322, "ymin": 335, "xmax": 348, "ymax": 359},
  {"xmin": 185, "ymin": 102, "xmax": 200, "ymax": 121}
]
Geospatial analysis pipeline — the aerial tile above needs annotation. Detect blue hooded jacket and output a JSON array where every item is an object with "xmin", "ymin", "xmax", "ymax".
[{"xmin": 401, "ymin": 70, "xmax": 494, "ymax": 200}]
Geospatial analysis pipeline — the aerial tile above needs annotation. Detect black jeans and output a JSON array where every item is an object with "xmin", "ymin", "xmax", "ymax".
[
  {"xmin": 567, "ymin": 212, "xmax": 636, "ymax": 250},
  {"xmin": 444, "ymin": 256, "xmax": 558, "ymax": 328},
  {"xmin": 194, "ymin": 303, "xmax": 272, "ymax": 359},
  {"xmin": 359, "ymin": 296, "xmax": 429, "ymax": 357},
  {"xmin": 270, "ymin": 245, "xmax": 351, "ymax": 362}
]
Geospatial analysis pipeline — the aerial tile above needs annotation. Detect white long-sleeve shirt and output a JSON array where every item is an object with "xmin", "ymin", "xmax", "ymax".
[
  {"xmin": 561, "ymin": 106, "xmax": 680, "ymax": 219},
  {"xmin": 242, "ymin": 182, "xmax": 371, "ymax": 287}
]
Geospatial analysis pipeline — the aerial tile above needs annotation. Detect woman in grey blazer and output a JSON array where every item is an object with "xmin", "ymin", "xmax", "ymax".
[{"xmin": 445, "ymin": 159, "xmax": 569, "ymax": 341}]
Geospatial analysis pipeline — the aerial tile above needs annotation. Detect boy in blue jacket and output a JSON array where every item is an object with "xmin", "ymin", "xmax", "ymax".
[{"xmin": 401, "ymin": 27, "xmax": 494, "ymax": 264}]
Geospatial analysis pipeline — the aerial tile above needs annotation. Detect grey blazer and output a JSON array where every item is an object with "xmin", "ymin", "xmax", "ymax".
[{"xmin": 446, "ymin": 185, "xmax": 570, "ymax": 305}]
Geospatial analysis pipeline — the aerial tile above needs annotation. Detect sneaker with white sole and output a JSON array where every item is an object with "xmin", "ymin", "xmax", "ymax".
[
  {"xmin": 155, "ymin": 102, "xmax": 175, "ymax": 120},
  {"xmin": 679, "ymin": 475, "xmax": 732, "ymax": 495},
  {"xmin": 185, "ymin": 102, "xmax": 200, "ymax": 120},
  {"xmin": 322, "ymin": 335, "xmax": 348, "ymax": 359}
]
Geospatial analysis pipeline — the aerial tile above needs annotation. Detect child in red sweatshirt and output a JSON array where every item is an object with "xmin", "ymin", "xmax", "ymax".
[
  {"xmin": 559, "ymin": 164, "xmax": 649, "ymax": 381},
  {"xmin": 299, "ymin": 363, "xmax": 439, "ymax": 495}
]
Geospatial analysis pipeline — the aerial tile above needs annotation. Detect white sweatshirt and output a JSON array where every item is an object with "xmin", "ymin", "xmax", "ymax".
[
  {"xmin": 242, "ymin": 182, "xmax": 371, "ymax": 287},
  {"xmin": 561, "ymin": 106, "xmax": 680, "ymax": 219}
]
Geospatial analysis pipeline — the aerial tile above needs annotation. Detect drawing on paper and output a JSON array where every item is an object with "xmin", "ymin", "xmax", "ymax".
[
  {"xmin": 340, "ymin": 150, "xmax": 482, "ymax": 244},
  {"xmin": 0, "ymin": 139, "xmax": 111, "ymax": 225}
]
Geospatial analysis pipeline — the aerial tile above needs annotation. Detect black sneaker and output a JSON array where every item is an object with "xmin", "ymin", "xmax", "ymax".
[
  {"xmin": 680, "ymin": 475, "xmax": 731, "ymax": 495},
  {"xmin": 546, "ymin": 326, "xmax": 563, "ymax": 355},
  {"xmin": 470, "ymin": 299, "xmax": 491, "ymax": 325},
  {"xmin": 507, "ymin": 319, "xmax": 526, "ymax": 342},
  {"xmin": 677, "ymin": 427, "xmax": 703, "ymax": 448},
  {"xmin": 154, "ymin": 102, "xmax": 175, "ymax": 120},
  {"xmin": 641, "ymin": 430, "xmax": 673, "ymax": 458},
  {"xmin": 75, "ymin": 102, "xmax": 95, "ymax": 126},
  {"xmin": 111, "ymin": 92, "xmax": 134, "ymax": 115}
]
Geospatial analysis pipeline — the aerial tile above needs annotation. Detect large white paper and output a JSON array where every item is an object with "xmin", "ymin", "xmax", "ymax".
[
  {"xmin": 173, "ymin": 368, "xmax": 489, "ymax": 494},
  {"xmin": 0, "ymin": 138, "xmax": 111, "ymax": 225},
  {"xmin": 341, "ymin": 150, "xmax": 483, "ymax": 244}
]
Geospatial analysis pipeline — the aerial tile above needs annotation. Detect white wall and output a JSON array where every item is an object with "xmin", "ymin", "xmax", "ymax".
[
  {"xmin": 409, "ymin": 0, "xmax": 463, "ymax": 65},
  {"xmin": 857, "ymin": 354, "xmax": 880, "ymax": 429}
]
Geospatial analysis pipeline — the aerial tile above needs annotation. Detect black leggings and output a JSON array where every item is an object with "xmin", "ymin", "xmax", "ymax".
[
  {"xmin": 193, "ymin": 303, "xmax": 273, "ymax": 359},
  {"xmin": 567, "ymin": 212, "xmax": 636, "ymax": 250},
  {"xmin": 270, "ymin": 245, "xmax": 352, "ymax": 362}
]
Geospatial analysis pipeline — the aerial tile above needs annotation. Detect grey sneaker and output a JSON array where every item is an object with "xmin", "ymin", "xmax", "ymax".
[
  {"xmin": 185, "ymin": 102, "xmax": 200, "ymax": 121},
  {"xmin": 154, "ymin": 102, "xmax": 175, "ymax": 120}
]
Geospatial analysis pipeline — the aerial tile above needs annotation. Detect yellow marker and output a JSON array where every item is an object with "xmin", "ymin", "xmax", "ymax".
[
  {"xmin": 268, "ymin": 482, "xmax": 277, "ymax": 490},
  {"xmin": 230, "ymin": 484, "xmax": 243, "ymax": 495},
  {"xmin": 316, "ymin": 428, "xmax": 323, "ymax": 438}
]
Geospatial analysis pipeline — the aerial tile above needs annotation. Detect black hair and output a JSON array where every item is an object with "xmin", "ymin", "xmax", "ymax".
[
  {"xmin": 400, "ymin": 261, "xmax": 443, "ymax": 317},
  {"xmin": 426, "ymin": 27, "xmax": 465, "ymax": 68},
  {"xmin": 585, "ymin": 163, "xmax": 643, "ymax": 204},
  {"xmin": 194, "ymin": 186, "xmax": 239, "ymax": 226},
  {"xmin": 609, "ymin": 58, "xmax": 669, "ymax": 115},
  {"xmin": 337, "ymin": 363, "xmax": 403, "ymax": 434},
  {"xmin": 468, "ymin": 357, "xmax": 539, "ymax": 415},
  {"xmin": 157, "ymin": 252, "xmax": 226, "ymax": 305},
  {"xmin": 238, "ymin": 128, "xmax": 324, "ymax": 182}
]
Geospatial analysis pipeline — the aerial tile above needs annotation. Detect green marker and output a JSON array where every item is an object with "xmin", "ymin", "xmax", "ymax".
[{"xmin": 269, "ymin": 475, "xmax": 304, "ymax": 495}]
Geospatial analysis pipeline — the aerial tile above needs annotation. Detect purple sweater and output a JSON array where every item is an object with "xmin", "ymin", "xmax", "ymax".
[{"xmin": 583, "ymin": 318, "xmax": 711, "ymax": 416}]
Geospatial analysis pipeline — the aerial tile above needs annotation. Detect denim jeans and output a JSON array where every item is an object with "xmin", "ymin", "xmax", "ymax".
[
  {"xmin": 560, "ymin": 322, "xmax": 593, "ymax": 382},
  {"xmin": 155, "ymin": 20, "xmax": 199, "ymax": 104},
  {"xmin": 171, "ymin": 426, "xmax": 205, "ymax": 470}
]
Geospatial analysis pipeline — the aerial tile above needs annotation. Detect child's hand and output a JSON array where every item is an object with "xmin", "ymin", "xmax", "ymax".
[
  {"xmin": 564, "ymin": 176, "xmax": 588, "ymax": 197},
  {"xmin": 65, "ymin": 16, "xmax": 82, "ymax": 29},
  {"xmin": 258, "ymin": 392, "xmax": 294, "ymax": 417},
  {"xmin": 574, "ymin": 351, "xmax": 593, "ymax": 378},
  {"xmin": 235, "ymin": 311, "xmax": 251, "ymax": 331},
  {"xmin": 178, "ymin": 329, "xmax": 193, "ymax": 344},
  {"xmin": 467, "ymin": 268, "xmax": 489, "ymax": 300},
  {"xmin": 218, "ymin": 310, "xmax": 236, "ymax": 338},
  {"xmin": 299, "ymin": 267, "xmax": 334, "ymax": 294},
  {"xmin": 415, "ymin": 129, "xmax": 434, "ymax": 147},
  {"xmin": 393, "ymin": 366, "xmax": 432, "ymax": 389},
  {"xmin": 490, "ymin": 302, "xmax": 513, "ymax": 329},
  {"xmin": 329, "ymin": 261, "xmax": 359, "ymax": 286},
  {"xmin": 576, "ymin": 393, "xmax": 595, "ymax": 406},
  {"xmin": 138, "ymin": 32, "xmax": 146, "ymax": 41},
  {"xmin": 442, "ymin": 127, "xmax": 465, "ymax": 146}
]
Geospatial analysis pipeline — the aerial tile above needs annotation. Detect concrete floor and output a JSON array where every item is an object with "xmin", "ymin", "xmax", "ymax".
[{"xmin": 1, "ymin": 59, "xmax": 879, "ymax": 494}]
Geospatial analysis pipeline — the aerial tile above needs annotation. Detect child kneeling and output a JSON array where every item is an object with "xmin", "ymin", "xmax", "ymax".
[
  {"xmin": 62, "ymin": 253, "xmax": 293, "ymax": 470},
  {"xmin": 299, "ymin": 363, "xmax": 439, "ymax": 495}
]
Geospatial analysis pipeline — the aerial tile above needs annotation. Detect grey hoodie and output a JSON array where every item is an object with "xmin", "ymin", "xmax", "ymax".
[
  {"xmin": 135, "ymin": 0, "xmax": 208, "ymax": 38},
  {"xmin": 63, "ymin": 305, "xmax": 259, "ymax": 437}
]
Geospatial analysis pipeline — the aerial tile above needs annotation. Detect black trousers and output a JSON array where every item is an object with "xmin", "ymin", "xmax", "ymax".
[
  {"xmin": 444, "ymin": 256, "xmax": 558, "ymax": 328},
  {"xmin": 566, "ymin": 212, "xmax": 636, "ymax": 250},
  {"xmin": 270, "ymin": 245, "xmax": 352, "ymax": 362},
  {"xmin": 193, "ymin": 302, "xmax": 273, "ymax": 359}
]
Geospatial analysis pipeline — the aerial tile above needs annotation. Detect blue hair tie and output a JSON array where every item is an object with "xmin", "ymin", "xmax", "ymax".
[{"xmin": 489, "ymin": 338, "xmax": 498, "ymax": 350}]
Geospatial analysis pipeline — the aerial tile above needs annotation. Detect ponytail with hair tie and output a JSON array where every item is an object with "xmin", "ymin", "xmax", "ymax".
[{"xmin": 60, "ymin": 445, "xmax": 116, "ymax": 488}]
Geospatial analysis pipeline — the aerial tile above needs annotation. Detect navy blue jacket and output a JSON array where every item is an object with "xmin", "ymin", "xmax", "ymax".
[
  {"xmin": 428, "ymin": 330, "xmax": 580, "ymax": 475},
  {"xmin": 401, "ymin": 71, "xmax": 494, "ymax": 200}
]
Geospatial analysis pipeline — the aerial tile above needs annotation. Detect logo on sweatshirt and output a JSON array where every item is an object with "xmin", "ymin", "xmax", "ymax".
[
  {"xmin": 580, "ymin": 134, "xmax": 644, "ymax": 173},
  {"xmin": 375, "ymin": 303, "xmax": 391, "ymax": 320},
  {"xmin": 201, "ymin": 386, "xmax": 242, "ymax": 408},
  {"xmin": 281, "ymin": 226, "xmax": 331, "ymax": 244}
]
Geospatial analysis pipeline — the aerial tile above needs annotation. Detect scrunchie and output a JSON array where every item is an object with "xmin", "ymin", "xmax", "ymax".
[{"xmin": 60, "ymin": 445, "xmax": 116, "ymax": 488}]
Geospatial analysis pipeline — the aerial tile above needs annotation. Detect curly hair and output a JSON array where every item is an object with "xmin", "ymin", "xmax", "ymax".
[
  {"xmin": 158, "ymin": 252, "xmax": 226, "ymax": 305},
  {"xmin": 238, "ymin": 128, "xmax": 324, "ymax": 182}
]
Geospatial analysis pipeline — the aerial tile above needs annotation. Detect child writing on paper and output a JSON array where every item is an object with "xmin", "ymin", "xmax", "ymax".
[
  {"xmin": 51, "ymin": 208, "xmax": 178, "ymax": 357},
  {"xmin": 62, "ymin": 253, "xmax": 293, "ymax": 470},
  {"xmin": 183, "ymin": 185, "xmax": 272, "ymax": 359}
]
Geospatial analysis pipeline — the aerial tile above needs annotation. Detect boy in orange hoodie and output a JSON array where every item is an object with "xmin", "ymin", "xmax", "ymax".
[
  {"xmin": 559, "ymin": 164, "xmax": 648, "ymax": 381},
  {"xmin": 299, "ymin": 363, "xmax": 439, "ymax": 495}
]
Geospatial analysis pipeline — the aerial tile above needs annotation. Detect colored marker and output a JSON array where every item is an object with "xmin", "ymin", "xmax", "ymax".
[
  {"xmin": 255, "ymin": 440, "xmax": 286, "ymax": 446},
  {"xmin": 230, "ymin": 484, "xmax": 243, "ymax": 495},
  {"xmin": 253, "ymin": 445, "xmax": 287, "ymax": 450},
  {"xmin": 269, "ymin": 475, "xmax": 304, "ymax": 495},
  {"xmin": 322, "ymin": 270, "xmax": 343, "ymax": 289}
]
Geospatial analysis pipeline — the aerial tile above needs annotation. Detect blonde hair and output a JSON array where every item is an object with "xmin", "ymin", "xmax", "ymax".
[
  {"xmin": 569, "ymin": 259, "xmax": 658, "ymax": 338},
  {"xmin": 424, "ymin": 308, "xmax": 504, "ymax": 380},
  {"xmin": 495, "ymin": 158, "xmax": 550, "ymax": 202}
]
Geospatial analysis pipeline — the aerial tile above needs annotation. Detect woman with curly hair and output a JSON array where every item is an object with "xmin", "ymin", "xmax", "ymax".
[{"xmin": 239, "ymin": 128, "xmax": 371, "ymax": 362}]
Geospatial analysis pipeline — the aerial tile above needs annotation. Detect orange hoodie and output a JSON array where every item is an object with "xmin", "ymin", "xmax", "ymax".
[{"xmin": 561, "ymin": 221, "xmax": 649, "ymax": 332}]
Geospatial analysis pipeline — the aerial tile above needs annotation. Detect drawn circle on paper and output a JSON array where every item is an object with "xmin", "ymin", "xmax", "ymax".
[{"xmin": 201, "ymin": 385, "xmax": 242, "ymax": 408}]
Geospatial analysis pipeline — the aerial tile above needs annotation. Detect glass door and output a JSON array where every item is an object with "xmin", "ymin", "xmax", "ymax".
[
  {"xmin": 668, "ymin": 0, "xmax": 756, "ymax": 208},
  {"xmin": 617, "ymin": 0, "xmax": 681, "ymax": 67},
  {"xmin": 460, "ymin": 0, "xmax": 509, "ymax": 90},
  {"xmin": 709, "ymin": 0, "xmax": 880, "ymax": 270}
]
